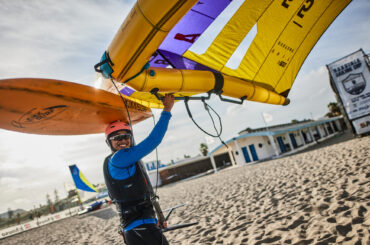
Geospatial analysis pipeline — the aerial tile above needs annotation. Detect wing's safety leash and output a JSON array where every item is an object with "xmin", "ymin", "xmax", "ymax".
[
  {"xmin": 151, "ymin": 72, "xmax": 248, "ymax": 148},
  {"xmin": 150, "ymin": 112, "xmax": 161, "ymax": 196},
  {"xmin": 185, "ymin": 97, "xmax": 227, "ymax": 148},
  {"xmin": 95, "ymin": 55, "xmax": 199, "ymax": 236},
  {"xmin": 94, "ymin": 52, "xmax": 166, "ymax": 226},
  {"xmin": 95, "ymin": 51, "xmax": 161, "ymax": 195}
]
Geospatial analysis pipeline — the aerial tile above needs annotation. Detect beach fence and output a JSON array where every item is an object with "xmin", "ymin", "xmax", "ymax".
[{"xmin": 0, "ymin": 207, "xmax": 81, "ymax": 239}]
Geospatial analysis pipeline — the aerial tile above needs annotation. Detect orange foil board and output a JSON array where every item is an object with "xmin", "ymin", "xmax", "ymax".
[{"xmin": 0, "ymin": 78, "xmax": 152, "ymax": 135}]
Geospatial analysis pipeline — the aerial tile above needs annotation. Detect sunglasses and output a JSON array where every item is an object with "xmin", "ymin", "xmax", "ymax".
[{"xmin": 109, "ymin": 134, "xmax": 131, "ymax": 141}]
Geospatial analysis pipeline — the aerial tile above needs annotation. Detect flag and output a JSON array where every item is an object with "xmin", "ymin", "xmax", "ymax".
[
  {"xmin": 69, "ymin": 165, "xmax": 97, "ymax": 192},
  {"xmin": 205, "ymin": 136, "xmax": 214, "ymax": 145},
  {"xmin": 262, "ymin": 112, "xmax": 273, "ymax": 123}
]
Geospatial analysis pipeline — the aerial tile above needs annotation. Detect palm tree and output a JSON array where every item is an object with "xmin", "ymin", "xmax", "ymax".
[
  {"xmin": 54, "ymin": 189, "xmax": 59, "ymax": 203},
  {"xmin": 245, "ymin": 127, "xmax": 253, "ymax": 133},
  {"xmin": 7, "ymin": 208, "xmax": 14, "ymax": 219},
  {"xmin": 326, "ymin": 102, "xmax": 341, "ymax": 117},
  {"xmin": 200, "ymin": 143, "xmax": 208, "ymax": 156}
]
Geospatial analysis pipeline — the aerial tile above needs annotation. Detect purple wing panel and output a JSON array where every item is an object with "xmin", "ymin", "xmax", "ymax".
[
  {"xmin": 149, "ymin": 0, "xmax": 231, "ymax": 70},
  {"xmin": 120, "ymin": 86, "xmax": 135, "ymax": 96},
  {"xmin": 155, "ymin": 49, "xmax": 216, "ymax": 70}
]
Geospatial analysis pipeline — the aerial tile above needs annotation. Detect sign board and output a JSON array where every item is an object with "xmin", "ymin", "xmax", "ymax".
[
  {"xmin": 0, "ymin": 207, "xmax": 81, "ymax": 239},
  {"xmin": 351, "ymin": 115, "xmax": 370, "ymax": 135},
  {"xmin": 327, "ymin": 49, "xmax": 370, "ymax": 135}
]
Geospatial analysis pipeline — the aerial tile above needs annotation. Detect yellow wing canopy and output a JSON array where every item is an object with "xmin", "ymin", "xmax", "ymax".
[{"xmin": 96, "ymin": 0, "xmax": 352, "ymax": 108}]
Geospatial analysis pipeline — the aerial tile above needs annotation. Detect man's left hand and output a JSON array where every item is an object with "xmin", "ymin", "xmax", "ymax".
[{"xmin": 163, "ymin": 94, "xmax": 175, "ymax": 112}]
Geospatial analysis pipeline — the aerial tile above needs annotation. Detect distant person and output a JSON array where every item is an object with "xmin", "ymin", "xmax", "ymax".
[{"xmin": 103, "ymin": 94, "xmax": 174, "ymax": 245}]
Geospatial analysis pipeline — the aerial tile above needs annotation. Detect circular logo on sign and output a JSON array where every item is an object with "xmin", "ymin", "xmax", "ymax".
[{"xmin": 342, "ymin": 73, "xmax": 366, "ymax": 95}]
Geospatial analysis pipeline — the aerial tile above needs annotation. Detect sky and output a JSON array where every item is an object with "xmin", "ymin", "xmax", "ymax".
[{"xmin": 0, "ymin": 0, "xmax": 369, "ymax": 214}]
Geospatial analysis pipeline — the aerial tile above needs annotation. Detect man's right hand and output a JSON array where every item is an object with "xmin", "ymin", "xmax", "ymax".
[{"xmin": 163, "ymin": 94, "xmax": 175, "ymax": 112}]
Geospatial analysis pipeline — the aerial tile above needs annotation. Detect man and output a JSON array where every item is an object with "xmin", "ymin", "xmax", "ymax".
[{"xmin": 103, "ymin": 94, "xmax": 174, "ymax": 245}]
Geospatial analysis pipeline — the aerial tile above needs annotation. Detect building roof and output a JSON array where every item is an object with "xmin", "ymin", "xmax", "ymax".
[
  {"xmin": 239, "ymin": 119, "xmax": 313, "ymax": 135},
  {"xmin": 209, "ymin": 116, "xmax": 342, "ymax": 155},
  {"xmin": 150, "ymin": 155, "xmax": 210, "ymax": 172}
]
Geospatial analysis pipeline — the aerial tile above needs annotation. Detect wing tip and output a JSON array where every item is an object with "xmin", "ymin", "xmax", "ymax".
[{"xmin": 283, "ymin": 98, "xmax": 290, "ymax": 106}]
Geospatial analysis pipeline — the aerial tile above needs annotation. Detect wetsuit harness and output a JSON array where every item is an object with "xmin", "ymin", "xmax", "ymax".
[{"xmin": 103, "ymin": 111, "xmax": 171, "ymax": 231}]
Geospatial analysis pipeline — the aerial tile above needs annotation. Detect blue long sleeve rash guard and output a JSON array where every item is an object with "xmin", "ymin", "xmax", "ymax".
[{"xmin": 108, "ymin": 111, "xmax": 171, "ymax": 180}]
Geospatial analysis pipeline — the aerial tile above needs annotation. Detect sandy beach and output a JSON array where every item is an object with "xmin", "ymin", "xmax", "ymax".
[{"xmin": 2, "ymin": 133, "xmax": 369, "ymax": 245}]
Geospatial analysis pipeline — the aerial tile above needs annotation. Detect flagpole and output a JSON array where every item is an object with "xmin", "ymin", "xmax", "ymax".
[
  {"xmin": 262, "ymin": 113, "xmax": 279, "ymax": 157},
  {"xmin": 261, "ymin": 113, "xmax": 269, "ymax": 132},
  {"xmin": 68, "ymin": 164, "xmax": 84, "ymax": 209},
  {"xmin": 72, "ymin": 184, "xmax": 83, "ymax": 210}
]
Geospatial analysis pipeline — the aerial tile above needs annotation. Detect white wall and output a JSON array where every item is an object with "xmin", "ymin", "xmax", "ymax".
[
  {"xmin": 293, "ymin": 131, "xmax": 304, "ymax": 146},
  {"xmin": 285, "ymin": 131, "xmax": 304, "ymax": 148},
  {"xmin": 309, "ymin": 127, "xmax": 318, "ymax": 140},
  {"xmin": 333, "ymin": 120, "xmax": 342, "ymax": 131},
  {"xmin": 236, "ymin": 136, "xmax": 276, "ymax": 163},
  {"xmin": 214, "ymin": 136, "xmax": 276, "ymax": 164},
  {"xmin": 317, "ymin": 125, "xmax": 327, "ymax": 138},
  {"xmin": 299, "ymin": 129, "xmax": 308, "ymax": 143}
]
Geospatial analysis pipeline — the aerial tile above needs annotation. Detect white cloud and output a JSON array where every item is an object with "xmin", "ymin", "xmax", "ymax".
[
  {"xmin": 288, "ymin": 65, "xmax": 336, "ymax": 116},
  {"xmin": 226, "ymin": 101, "xmax": 248, "ymax": 116},
  {"xmin": 0, "ymin": 0, "xmax": 134, "ymax": 83},
  {"xmin": 205, "ymin": 136, "xmax": 215, "ymax": 145},
  {"xmin": 0, "ymin": 177, "xmax": 20, "ymax": 185},
  {"xmin": 14, "ymin": 198, "xmax": 31, "ymax": 205}
]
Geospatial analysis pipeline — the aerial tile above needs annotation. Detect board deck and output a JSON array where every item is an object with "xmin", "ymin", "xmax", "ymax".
[{"xmin": 0, "ymin": 78, "xmax": 152, "ymax": 135}]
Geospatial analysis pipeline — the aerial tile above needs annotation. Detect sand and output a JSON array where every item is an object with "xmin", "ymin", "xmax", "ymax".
[{"xmin": 2, "ymin": 134, "xmax": 369, "ymax": 245}]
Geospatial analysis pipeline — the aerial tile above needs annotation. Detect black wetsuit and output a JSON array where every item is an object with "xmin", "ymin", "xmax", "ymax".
[
  {"xmin": 124, "ymin": 223, "xmax": 168, "ymax": 245},
  {"xmin": 103, "ymin": 111, "xmax": 171, "ymax": 244},
  {"xmin": 103, "ymin": 158, "xmax": 169, "ymax": 244}
]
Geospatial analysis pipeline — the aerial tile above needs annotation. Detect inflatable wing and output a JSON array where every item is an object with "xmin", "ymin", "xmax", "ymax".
[{"xmin": 97, "ymin": 0, "xmax": 352, "ymax": 108}]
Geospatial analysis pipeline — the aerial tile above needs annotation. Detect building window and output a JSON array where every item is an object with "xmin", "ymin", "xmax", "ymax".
[{"xmin": 258, "ymin": 143, "xmax": 263, "ymax": 148}]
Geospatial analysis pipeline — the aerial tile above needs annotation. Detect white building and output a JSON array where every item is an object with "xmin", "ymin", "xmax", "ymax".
[{"xmin": 209, "ymin": 117, "xmax": 345, "ymax": 165}]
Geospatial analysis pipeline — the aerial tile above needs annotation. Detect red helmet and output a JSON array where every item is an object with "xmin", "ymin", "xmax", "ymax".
[{"xmin": 105, "ymin": 121, "xmax": 131, "ymax": 138}]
